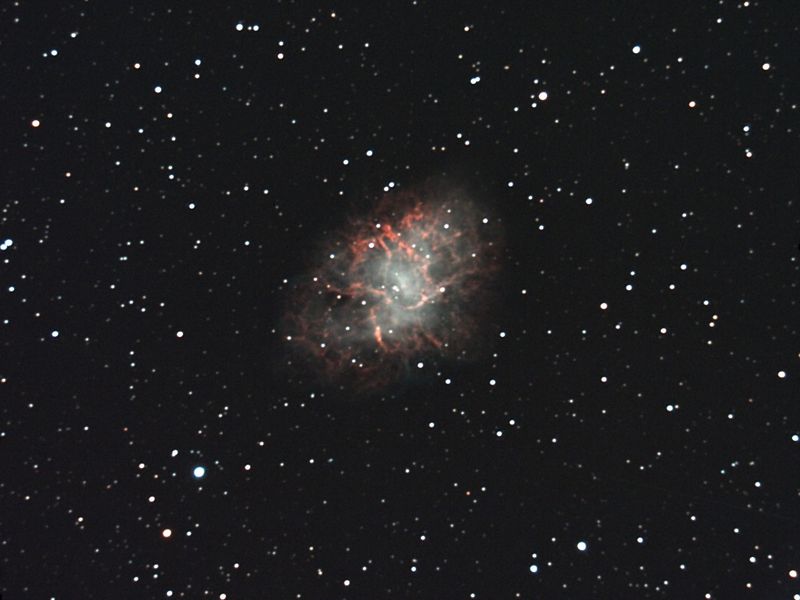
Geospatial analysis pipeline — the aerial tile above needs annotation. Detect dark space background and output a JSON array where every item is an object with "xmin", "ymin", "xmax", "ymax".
[{"xmin": 2, "ymin": 2, "xmax": 799, "ymax": 598}]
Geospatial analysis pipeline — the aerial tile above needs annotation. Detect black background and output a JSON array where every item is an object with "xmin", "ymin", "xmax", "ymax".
[{"xmin": 2, "ymin": 1, "xmax": 798, "ymax": 598}]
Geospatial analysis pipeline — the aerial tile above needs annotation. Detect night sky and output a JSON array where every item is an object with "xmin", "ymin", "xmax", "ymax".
[{"xmin": 2, "ymin": 2, "xmax": 799, "ymax": 599}]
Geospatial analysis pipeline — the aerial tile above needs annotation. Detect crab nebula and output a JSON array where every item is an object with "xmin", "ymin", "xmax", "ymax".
[{"xmin": 280, "ymin": 183, "xmax": 503, "ymax": 390}]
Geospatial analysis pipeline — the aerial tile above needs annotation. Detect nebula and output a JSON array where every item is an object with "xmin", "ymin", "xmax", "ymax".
[{"xmin": 280, "ymin": 182, "xmax": 502, "ymax": 390}]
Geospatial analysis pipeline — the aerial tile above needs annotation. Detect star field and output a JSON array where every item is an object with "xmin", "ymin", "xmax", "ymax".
[{"xmin": 1, "ymin": 2, "xmax": 799, "ymax": 599}]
